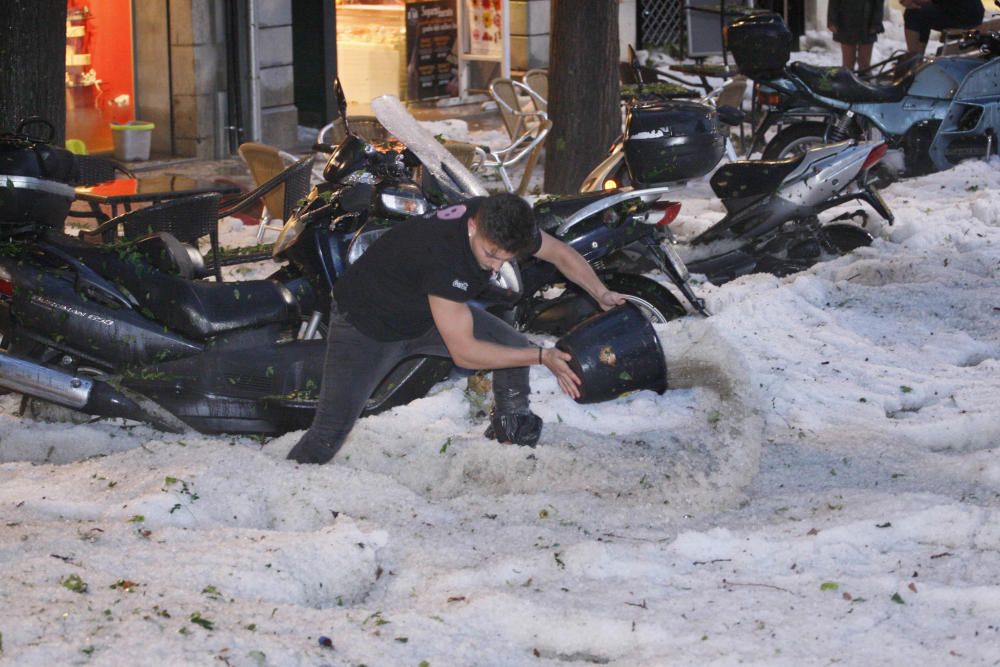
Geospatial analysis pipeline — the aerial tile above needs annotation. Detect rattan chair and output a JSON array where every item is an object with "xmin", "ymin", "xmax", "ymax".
[
  {"xmin": 486, "ymin": 78, "xmax": 551, "ymax": 195},
  {"xmin": 74, "ymin": 155, "xmax": 134, "ymax": 185},
  {"xmin": 441, "ymin": 139, "xmax": 487, "ymax": 171},
  {"xmin": 215, "ymin": 154, "xmax": 315, "ymax": 267},
  {"xmin": 316, "ymin": 115, "xmax": 391, "ymax": 146},
  {"xmin": 79, "ymin": 192, "xmax": 225, "ymax": 281},
  {"xmin": 522, "ymin": 69, "xmax": 548, "ymax": 112},
  {"xmin": 238, "ymin": 142, "xmax": 312, "ymax": 243}
]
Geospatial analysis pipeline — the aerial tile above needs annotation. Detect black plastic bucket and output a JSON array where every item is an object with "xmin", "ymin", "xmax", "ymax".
[{"xmin": 556, "ymin": 302, "xmax": 668, "ymax": 404}]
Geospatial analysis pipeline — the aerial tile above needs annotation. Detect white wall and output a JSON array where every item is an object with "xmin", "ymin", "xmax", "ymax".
[{"xmin": 620, "ymin": 0, "xmax": 637, "ymax": 60}]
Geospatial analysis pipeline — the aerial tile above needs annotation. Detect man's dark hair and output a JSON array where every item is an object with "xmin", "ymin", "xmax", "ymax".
[{"xmin": 476, "ymin": 193, "xmax": 539, "ymax": 256}]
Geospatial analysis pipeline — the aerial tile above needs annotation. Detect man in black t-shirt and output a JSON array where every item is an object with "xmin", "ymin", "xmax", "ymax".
[{"xmin": 286, "ymin": 193, "xmax": 626, "ymax": 465}]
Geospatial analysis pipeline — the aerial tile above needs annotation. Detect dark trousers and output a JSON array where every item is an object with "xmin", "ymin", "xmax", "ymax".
[
  {"xmin": 904, "ymin": 0, "xmax": 984, "ymax": 42},
  {"xmin": 287, "ymin": 303, "xmax": 532, "ymax": 463}
]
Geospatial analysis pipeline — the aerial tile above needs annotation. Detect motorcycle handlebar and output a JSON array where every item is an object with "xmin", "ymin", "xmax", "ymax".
[{"xmin": 955, "ymin": 30, "xmax": 1000, "ymax": 55}]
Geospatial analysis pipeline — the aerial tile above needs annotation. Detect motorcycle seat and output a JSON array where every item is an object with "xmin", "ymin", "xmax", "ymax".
[
  {"xmin": 533, "ymin": 190, "xmax": 628, "ymax": 233},
  {"xmin": 48, "ymin": 235, "xmax": 300, "ymax": 340},
  {"xmin": 710, "ymin": 152, "xmax": 806, "ymax": 201},
  {"xmin": 789, "ymin": 62, "xmax": 912, "ymax": 104}
]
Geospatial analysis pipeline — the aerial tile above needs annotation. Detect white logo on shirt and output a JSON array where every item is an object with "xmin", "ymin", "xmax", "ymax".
[{"xmin": 452, "ymin": 279, "xmax": 469, "ymax": 291}]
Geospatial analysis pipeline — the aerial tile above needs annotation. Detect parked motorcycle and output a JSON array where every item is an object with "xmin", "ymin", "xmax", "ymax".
[
  {"xmin": 303, "ymin": 94, "xmax": 709, "ymax": 332},
  {"xmin": 0, "ymin": 95, "xmax": 705, "ymax": 434},
  {"xmin": 736, "ymin": 13, "xmax": 1000, "ymax": 177},
  {"xmin": 0, "ymin": 119, "xmax": 463, "ymax": 434},
  {"xmin": 580, "ymin": 47, "xmax": 893, "ymax": 284}
]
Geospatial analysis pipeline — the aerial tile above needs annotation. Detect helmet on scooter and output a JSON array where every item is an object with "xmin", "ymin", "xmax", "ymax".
[
  {"xmin": 623, "ymin": 100, "xmax": 725, "ymax": 186},
  {"xmin": 726, "ymin": 13, "xmax": 793, "ymax": 79}
]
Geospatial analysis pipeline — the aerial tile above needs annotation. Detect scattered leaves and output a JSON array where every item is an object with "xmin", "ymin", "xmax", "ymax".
[
  {"xmin": 890, "ymin": 592, "xmax": 905, "ymax": 604},
  {"xmin": 900, "ymin": 385, "xmax": 913, "ymax": 393},
  {"xmin": 61, "ymin": 573, "xmax": 88, "ymax": 594},
  {"xmin": 190, "ymin": 612, "xmax": 214, "ymax": 630},
  {"xmin": 110, "ymin": 579, "xmax": 139, "ymax": 592},
  {"xmin": 820, "ymin": 582, "xmax": 839, "ymax": 591},
  {"xmin": 202, "ymin": 585, "xmax": 222, "ymax": 600},
  {"xmin": 364, "ymin": 611, "xmax": 390, "ymax": 627}
]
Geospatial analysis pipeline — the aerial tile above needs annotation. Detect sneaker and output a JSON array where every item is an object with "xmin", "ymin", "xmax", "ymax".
[{"xmin": 484, "ymin": 409, "xmax": 542, "ymax": 447}]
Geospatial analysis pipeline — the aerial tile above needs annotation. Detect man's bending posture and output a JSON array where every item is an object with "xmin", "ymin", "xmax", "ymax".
[{"xmin": 287, "ymin": 193, "xmax": 625, "ymax": 465}]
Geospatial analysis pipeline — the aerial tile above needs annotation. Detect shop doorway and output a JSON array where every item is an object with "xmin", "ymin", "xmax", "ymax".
[
  {"xmin": 292, "ymin": 0, "xmax": 338, "ymax": 129},
  {"xmin": 65, "ymin": 0, "xmax": 136, "ymax": 154}
]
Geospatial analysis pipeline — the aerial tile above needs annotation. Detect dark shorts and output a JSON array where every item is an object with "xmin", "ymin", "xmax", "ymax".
[{"xmin": 904, "ymin": 1, "xmax": 985, "ymax": 42}]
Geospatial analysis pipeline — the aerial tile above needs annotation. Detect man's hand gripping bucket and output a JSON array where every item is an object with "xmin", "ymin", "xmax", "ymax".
[{"xmin": 556, "ymin": 302, "xmax": 668, "ymax": 403}]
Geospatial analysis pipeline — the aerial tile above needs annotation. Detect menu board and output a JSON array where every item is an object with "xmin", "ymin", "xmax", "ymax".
[{"xmin": 405, "ymin": 1, "xmax": 459, "ymax": 100}]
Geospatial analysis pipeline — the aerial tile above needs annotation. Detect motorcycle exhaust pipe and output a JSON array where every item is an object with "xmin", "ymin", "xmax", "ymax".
[
  {"xmin": 0, "ymin": 352, "xmax": 187, "ymax": 433},
  {"xmin": 0, "ymin": 353, "xmax": 92, "ymax": 408}
]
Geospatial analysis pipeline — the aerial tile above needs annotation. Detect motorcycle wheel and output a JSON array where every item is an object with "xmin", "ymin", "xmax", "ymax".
[
  {"xmin": 606, "ymin": 273, "xmax": 687, "ymax": 324},
  {"xmin": 762, "ymin": 121, "xmax": 830, "ymax": 160}
]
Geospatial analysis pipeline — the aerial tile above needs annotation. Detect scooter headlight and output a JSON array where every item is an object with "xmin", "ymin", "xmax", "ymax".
[
  {"xmin": 346, "ymin": 226, "xmax": 391, "ymax": 264},
  {"xmin": 377, "ymin": 183, "xmax": 429, "ymax": 217},
  {"xmin": 272, "ymin": 213, "xmax": 306, "ymax": 257}
]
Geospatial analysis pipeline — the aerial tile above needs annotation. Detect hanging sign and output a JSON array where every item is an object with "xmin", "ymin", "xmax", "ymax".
[
  {"xmin": 465, "ymin": 0, "xmax": 502, "ymax": 57},
  {"xmin": 405, "ymin": 0, "xmax": 459, "ymax": 101}
]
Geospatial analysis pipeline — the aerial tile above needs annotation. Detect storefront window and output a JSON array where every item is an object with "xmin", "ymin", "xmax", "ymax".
[
  {"xmin": 336, "ymin": 0, "xmax": 409, "ymax": 113},
  {"xmin": 65, "ymin": 0, "xmax": 135, "ymax": 154}
]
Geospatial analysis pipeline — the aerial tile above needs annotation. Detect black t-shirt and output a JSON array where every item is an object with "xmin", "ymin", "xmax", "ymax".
[{"xmin": 334, "ymin": 199, "xmax": 493, "ymax": 341}]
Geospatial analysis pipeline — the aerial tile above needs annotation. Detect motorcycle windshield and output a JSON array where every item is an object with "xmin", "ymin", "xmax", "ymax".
[{"xmin": 371, "ymin": 95, "xmax": 488, "ymax": 201}]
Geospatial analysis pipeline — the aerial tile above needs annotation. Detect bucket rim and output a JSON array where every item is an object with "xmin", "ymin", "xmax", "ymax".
[{"xmin": 110, "ymin": 121, "xmax": 155, "ymax": 131}]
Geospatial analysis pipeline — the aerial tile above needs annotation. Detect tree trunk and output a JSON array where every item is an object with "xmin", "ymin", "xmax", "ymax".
[
  {"xmin": 544, "ymin": 0, "xmax": 619, "ymax": 194},
  {"xmin": 0, "ymin": 0, "xmax": 68, "ymax": 141}
]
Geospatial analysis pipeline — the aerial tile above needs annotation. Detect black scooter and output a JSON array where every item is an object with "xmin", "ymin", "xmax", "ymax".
[
  {"xmin": 580, "ymin": 46, "xmax": 894, "ymax": 284},
  {"xmin": 0, "ymin": 123, "xmax": 460, "ymax": 434}
]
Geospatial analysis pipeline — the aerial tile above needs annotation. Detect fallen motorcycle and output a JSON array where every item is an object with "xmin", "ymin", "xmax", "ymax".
[{"xmin": 738, "ymin": 12, "xmax": 1000, "ymax": 177}]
